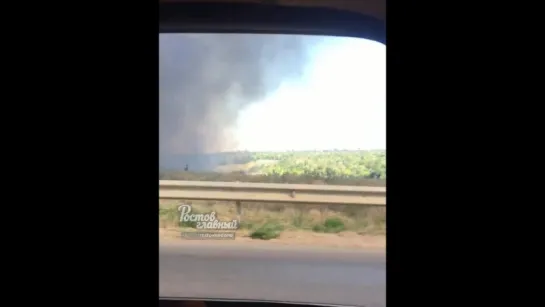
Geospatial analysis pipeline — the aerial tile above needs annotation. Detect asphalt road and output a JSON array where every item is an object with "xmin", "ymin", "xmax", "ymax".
[{"xmin": 160, "ymin": 242, "xmax": 385, "ymax": 307}]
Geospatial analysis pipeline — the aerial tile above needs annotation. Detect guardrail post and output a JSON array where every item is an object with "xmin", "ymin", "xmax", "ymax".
[
  {"xmin": 236, "ymin": 201, "xmax": 243, "ymax": 222},
  {"xmin": 159, "ymin": 180, "xmax": 386, "ymax": 206}
]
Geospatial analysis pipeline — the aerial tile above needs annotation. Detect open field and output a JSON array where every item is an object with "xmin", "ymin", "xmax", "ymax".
[
  {"xmin": 160, "ymin": 150, "xmax": 386, "ymax": 185},
  {"xmin": 159, "ymin": 150, "xmax": 386, "ymax": 246}
]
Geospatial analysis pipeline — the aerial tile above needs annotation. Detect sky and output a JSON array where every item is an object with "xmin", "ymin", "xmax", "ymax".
[{"xmin": 233, "ymin": 36, "xmax": 385, "ymax": 152}]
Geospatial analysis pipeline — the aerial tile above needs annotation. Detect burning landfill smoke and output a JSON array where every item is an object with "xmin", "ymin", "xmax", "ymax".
[{"xmin": 160, "ymin": 33, "xmax": 322, "ymax": 169}]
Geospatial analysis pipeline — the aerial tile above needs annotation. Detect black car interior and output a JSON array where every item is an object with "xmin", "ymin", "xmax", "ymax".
[{"xmin": 160, "ymin": 298, "xmax": 352, "ymax": 307}]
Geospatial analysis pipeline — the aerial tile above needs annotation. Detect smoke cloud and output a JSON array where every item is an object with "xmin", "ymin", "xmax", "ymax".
[{"xmin": 160, "ymin": 33, "xmax": 321, "ymax": 169}]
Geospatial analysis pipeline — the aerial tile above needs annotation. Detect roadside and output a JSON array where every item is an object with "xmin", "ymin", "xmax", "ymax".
[
  {"xmin": 160, "ymin": 196, "xmax": 385, "ymax": 250},
  {"xmin": 160, "ymin": 227, "xmax": 385, "ymax": 250}
]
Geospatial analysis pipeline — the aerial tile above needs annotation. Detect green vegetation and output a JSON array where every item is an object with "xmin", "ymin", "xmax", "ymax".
[
  {"xmin": 249, "ymin": 150, "xmax": 385, "ymax": 179},
  {"xmin": 313, "ymin": 217, "xmax": 346, "ymax": 233},
  {"xmin": 249, "ymin": 222, "xmax": 284, "ymax": 240},
  {"xmin": 160, "ymin": 150, "xmax": 386, "ymax": 186}
]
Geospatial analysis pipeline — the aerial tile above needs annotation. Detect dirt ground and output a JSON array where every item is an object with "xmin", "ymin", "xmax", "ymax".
[{"xmin": 159, "ymin": 228, "xmax": 385, "ymax": 250}]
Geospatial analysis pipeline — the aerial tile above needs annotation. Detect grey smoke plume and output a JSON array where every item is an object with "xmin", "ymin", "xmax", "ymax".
[{"xmin": 160, "ymin": 33, "xmax": 322, "ymax": 169}]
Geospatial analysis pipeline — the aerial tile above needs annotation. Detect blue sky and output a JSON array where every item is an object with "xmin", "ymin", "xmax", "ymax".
[{"xmin": 233, "ymin": 36, "xmax": 385, "ymax": 151}]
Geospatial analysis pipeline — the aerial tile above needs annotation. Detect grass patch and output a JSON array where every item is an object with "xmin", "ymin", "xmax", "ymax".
[
  {"xmin": 249, "ymin": 222, "xmax": 284, "ymax": 240},
  {"xmin": 313, "ymin": 217, "xmax": 346, "ymax": 233},
  {"xmin": 239, "ymin": 221, "xmax": 255, "ymax": 230},
  {"xmin": 291, "ymin": 208, "xmax": 306, "ymax": 229},
  {"xmin": 159, "ymin": 206, "xmax": 179, "ymax": 228}
]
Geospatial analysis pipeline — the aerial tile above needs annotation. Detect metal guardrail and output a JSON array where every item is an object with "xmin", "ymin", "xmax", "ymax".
[{"xmin": 159, "ymin": 180, "xmax": 386, "ymax": 206}]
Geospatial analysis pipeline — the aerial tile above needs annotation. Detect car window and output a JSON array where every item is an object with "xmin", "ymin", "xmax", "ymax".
[{"xmin": 159, "ymin": 33, "xmax": 385, "ymax": 307}]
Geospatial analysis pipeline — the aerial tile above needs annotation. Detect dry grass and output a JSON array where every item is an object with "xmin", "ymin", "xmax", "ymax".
[
  {"xmin": 159, "ymin": 199, "xmax": 386, "ymax": 239},
  {"xmin": 159, "ymin": 171, "xmax": 386, "ymax": 187}
]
